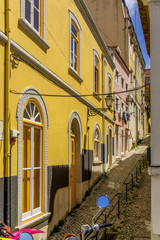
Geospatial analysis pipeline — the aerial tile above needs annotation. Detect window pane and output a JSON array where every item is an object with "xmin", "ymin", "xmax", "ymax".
[
  {"xmin": 95, "ymin": 57, "xmax": 98, "ymax": 67},
  {"xmin": 74, "ymin": 41, "xmax": 77, "ymax": 56},
  {"xmin": 25, "ymin": 0, "xmax": 31, "ymax": 23},
  {"xmin": 71, "ymin": 36, "xmax": 73, "ymax": 51},
  {"xmin": 34, "ymin": 8, "xmax": 39, "ymax": 31},
  {"xmin": 95, "ymin": 68, "xmax": 98, "ymax": 93},
  {"xmin": 23, "ymin": 126, "xmax": 31, "ymax": 168},
  {"xmin": 94, "ymin": 141, "xmax": 98, "ymax": 158},
  {"xmin": 74, "ymin": 56, "xmax": 77, "ymax": 71},
  {"xmin": 22, "ymin": 170, "xmax": 31, "ymax": 213},
  {"xmin": 34, "ymin": 128, "xmax": 40, "ymax": 167},
  {"xmin": 33, "ymin": 169, "xmax": 40, "ymax": 209},
  {"xmin": 71, "ymin": 53, "xmax": 73, "ymax": 67},
  {"xmin": 34, "ymin": 0, "xmax": 39, "ymax": 9},
  {"xmin": 24, "ymin": 109, "xmax": 30, "ymax": 119},
  {"xmin": 71, "ymin": 23, "xmax": 77, "ymax": 37}
]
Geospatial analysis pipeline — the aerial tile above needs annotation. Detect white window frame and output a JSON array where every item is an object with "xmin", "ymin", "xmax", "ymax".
[
  {"xmin": 69, "ymin": 10, "xmax": 81, "ymax": 76},
  {"xmin": 121, "ymin": 77, "xmax": 124, "ymax": 90},
  {"xmin": 126, "ymin": 83, "xmax": 128, "ymax": 92},
  {"xmin": 115, "ymin": 69, "xmax": 119, "ymax": 84},
  {"xmin": 93, "ymin": 49, "xmax": 101, "ymax": 94},
  {"xmin": 20, "ymin": 0, "xmax": 47, "ymax": 41},
  {"xmin": 130, "ymin": 69, "xmax": 133, "ymax": 84},
  {"xmin": 22, "ymin": 122, "xmax": 42, "ymax": 221},
  {"xmin": 93, "ymin": 124, "xmax": 101, "ymax": 163},
  {"xmin": 108, "ymin": 73, "xmax": 112, "ymax": 94},
  {"xmin": 115, "ymin": 95, "xmax": 119, "ymax": 112}
]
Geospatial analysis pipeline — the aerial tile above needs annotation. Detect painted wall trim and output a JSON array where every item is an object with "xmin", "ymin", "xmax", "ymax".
[
  {"xmin": 0, "ymin": 30, "xmax": 8, "ymax": 44},
  {"xmin": 10, "ymin": 39, "xmax": 114, "ymax": 124}
]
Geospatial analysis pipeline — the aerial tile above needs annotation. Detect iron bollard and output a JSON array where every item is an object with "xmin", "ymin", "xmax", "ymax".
[
  {"xmin": 131, "ymin": 174, "xmax": 134, "ymax": 190},
  {"xmin": 118, "ymin": 195, "xmax": 121, "ymax": 219},
  {"xmin": 140, "ymin": 162, "xmax": 142, "ymax": 174},
  {"xmin": 136, "ymin": 167, "xmax": 138, "ymax": 182},
  {"xmin": 104, "ymin": 214, "xmax": 107, "ymax": 240}
]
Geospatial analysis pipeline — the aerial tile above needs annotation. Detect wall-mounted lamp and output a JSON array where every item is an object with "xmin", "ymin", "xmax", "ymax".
[{"xmin": 88, "ymin": 94, "xmax": 114, "ymax": 117}]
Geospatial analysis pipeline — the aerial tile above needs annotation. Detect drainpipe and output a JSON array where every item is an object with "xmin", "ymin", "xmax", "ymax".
[{"xmin": 4, "ymin": 0, "xmax": 11, "ymax": 226}]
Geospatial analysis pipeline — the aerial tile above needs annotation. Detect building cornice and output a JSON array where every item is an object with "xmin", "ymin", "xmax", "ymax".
[{"xmin": 0, "ymin": 30, "xmax": 8, "ymax": 44}]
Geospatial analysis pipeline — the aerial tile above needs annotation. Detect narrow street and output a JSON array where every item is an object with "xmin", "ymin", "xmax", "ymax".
[{"xmin": 49, "ymin": 136, "xmax": 150, "ymax": 240}]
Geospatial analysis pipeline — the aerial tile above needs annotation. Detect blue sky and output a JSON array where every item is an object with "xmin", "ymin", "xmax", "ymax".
[{"xmin": 125, "ymin": 0, "xmax": 150, "ymax": 69}]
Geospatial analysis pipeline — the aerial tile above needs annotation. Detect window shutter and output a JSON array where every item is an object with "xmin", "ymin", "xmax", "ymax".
[{"xmin": 21, "ymin": 0, "xmax": 25, "ymax": 19}]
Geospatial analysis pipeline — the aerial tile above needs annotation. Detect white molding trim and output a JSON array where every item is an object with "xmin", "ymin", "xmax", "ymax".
[
  {"xmin": 93, "ymin": 123, "xmax": 101, "ymax": 162},
  {"xmin": 10, "ymin": 39, "xmax": 114, "ymax": 124},
  {"xmin": 69, "ymin": 10, "xmax": 81, "ymax": 77},
  {"xmin": 93, "ymin": 49, "xmax": 101, "ymax": 95},
  {"xmin": 18, "ymin": 18, "xmax": 50, "ymax": 51},
  {"xmin": 16, "ymin": 87, "xmax": 49, "ymax": 226},
  {"xmin": 68, "ymin": 111, "xmax": 83, "ymax": 211},
  {"xmin": 0, "ymin": 31, "xmax": 8, "ymax": 44}
]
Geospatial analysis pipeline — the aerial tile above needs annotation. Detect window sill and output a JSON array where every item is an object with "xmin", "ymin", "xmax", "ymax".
[
  {"xmin": 93, "ymin": 92, "xmax": 102, "ymax": 102},
  {"xmin": 18, "ymin": 18, "xmax": 50, "ymax": 51},
  {"xmin": 68, "ymin": 67, "xmax": 83, "ymax": 84},
  {"xmin": 15, "ymin": 212, "xmax": 51, "ymax": 230},
  {"xmin": 93, "ymin": 160, "xmax": 103, "ymax": 166}
]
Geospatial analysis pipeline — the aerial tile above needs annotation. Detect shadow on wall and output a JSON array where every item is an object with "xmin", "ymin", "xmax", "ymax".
[{"xmin": 48, "ymin": 165, "xmax": 69, "ymax": 222}]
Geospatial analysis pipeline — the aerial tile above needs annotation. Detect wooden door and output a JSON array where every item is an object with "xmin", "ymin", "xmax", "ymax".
[{"xmin": 71, "ymin": 134, "xmax": 76, "ymax": 206}]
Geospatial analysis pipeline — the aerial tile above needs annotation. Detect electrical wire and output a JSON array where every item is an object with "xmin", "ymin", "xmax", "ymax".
[{"xmin": 10, "ymin": 83, "xmax": 149, "ymax": 98}]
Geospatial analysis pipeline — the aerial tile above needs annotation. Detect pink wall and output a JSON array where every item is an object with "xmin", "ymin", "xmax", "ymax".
[{"xmin": 110, "ymin": 48, "xmax": 130, "ymax": 158}]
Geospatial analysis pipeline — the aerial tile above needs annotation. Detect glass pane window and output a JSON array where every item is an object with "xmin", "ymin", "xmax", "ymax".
[
  {"xmin": 116, "ymin": 98, "xmax": 119, "ymax": 111},
  {"xmin": 25, "ymin": 0, "xmax": 41, "ymax": 33},
  {"xmin": 22, "ymin": 170, "xmax": 31, "ymax": 213},
  {"xmin": 94, "ymin": 56, "xmax": 99, "ymax": 94},
  {"xmin": 70, "ymin": 20, "xmax": 79, "ymax": 73},
  {"xmin": 22, "ymin": 101, "xmax": 42, "ymax": 221},
  {"xmin": 25, "ymin": 0, "xmax": 31, "ymax": 23},
  {"xmin": 121, "ymin": 78, "xmax": 124, "ymax": 89},
  {"xmin": 108, "ymin": 78, "xmax": 112, "ymax": 93},
  {"xmin": 94, "ymin": 129, "xmax": 100, "ymax": 161},
  {"xmin": 34, "ymin": 8, "xmax": 39, "ymax": 31},
  {"xmin": 24, "ymin": 101, "xmax": 42, "ymax": 123},
  {"xmin": 71, "ymin": 23, "xmax": 77, "ymax": 38},
  {"xmin": 34, "ymin": 0, "xmax": 39, "ymax": 9}
]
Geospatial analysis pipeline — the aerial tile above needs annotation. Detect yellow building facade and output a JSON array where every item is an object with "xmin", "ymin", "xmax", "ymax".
[{"xmin": 0, "ymin": 0, "xmax": 115, "ymax": 238}]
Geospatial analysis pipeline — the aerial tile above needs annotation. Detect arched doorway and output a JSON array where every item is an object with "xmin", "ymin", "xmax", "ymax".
[
  {"xmin": 16, "ymin": 87, "xmax": 49, "ymax": 226},
  {"xmin": 68, "ymin": 112, "xmax": 82, "ymax": 208}
]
